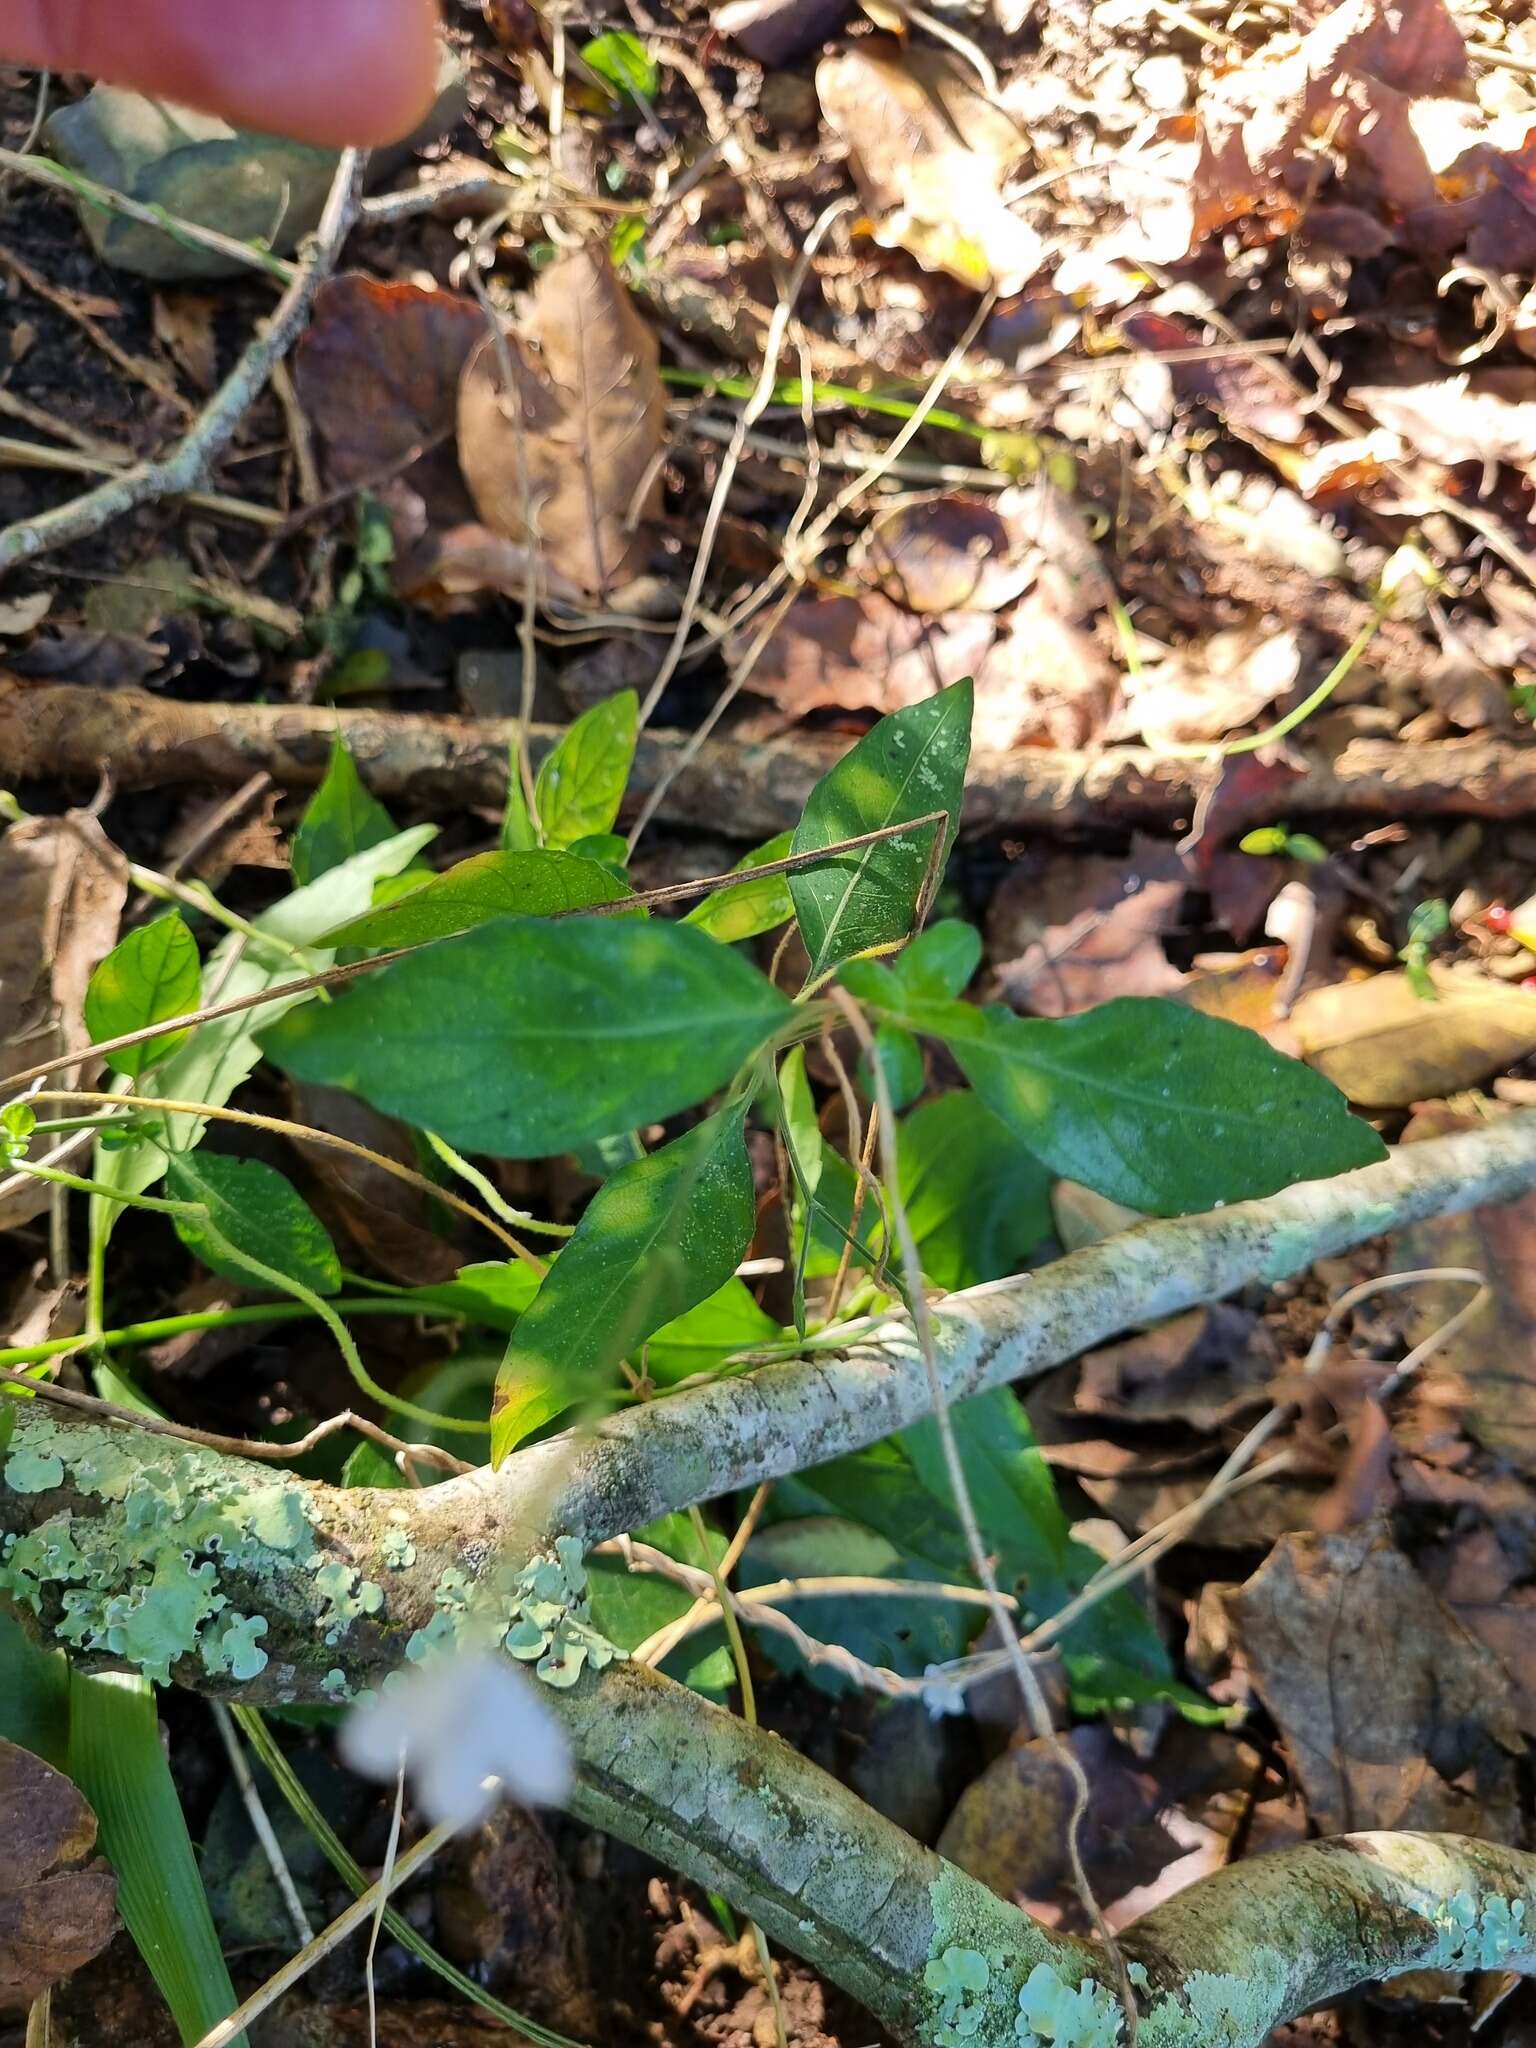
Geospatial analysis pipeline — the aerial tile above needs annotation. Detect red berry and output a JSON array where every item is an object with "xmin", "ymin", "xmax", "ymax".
[
  {"xmin": 1484, "ymin": 903, "xmax": 1513, "ymax": 933},
  {"xmin": 1522, "ymin": 976, "xmax": 1536, "ymax": 993}
]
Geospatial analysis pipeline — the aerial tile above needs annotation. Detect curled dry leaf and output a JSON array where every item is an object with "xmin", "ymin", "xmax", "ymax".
[
  {"xmin": 287, "ymin": 1082, "xmax": 465, "ymax": 1287},
  {"xmin": 296, "ymin": 275, "xmax": 485, "ymax": 492},
  {"xmin": 0, "ymin": 1736, "xmax": 118, "ymax": 2011},
  {"xmin": 457, "ymin": 244, "xmax": 666, "ymax": 599},
  {"xmin": 972, "ymin": 593, "xmax": 1121, "ymax": 751},
  {"xmin": 849, "ymin": 495, "xmax": 1038, "ymax": 616},
  {"xmin": 738, "ymin": 592, "xmax": 993, "ymax": 720},
  {"xmin": 1234, "ymin": 1526, "xmax": 1523, "ymax": 1839},
  {"xmin": 1121, "ymin": 621, "xmax": 1304, "ymax": 749},
  {"xmin": 1291, "ymin": 966, "xmax": 1536, "ymax": 1107},
  {"xmin": 1353, "ymin": 370, "xmax": 1536, "ymax": 471},
  {"xmin": 816, "ymin": 38, "xmax": 1042, "ymax": 291},
  {"xmin": 0, "ymin": 812, "xmax": 128, "ymax": 1232}
]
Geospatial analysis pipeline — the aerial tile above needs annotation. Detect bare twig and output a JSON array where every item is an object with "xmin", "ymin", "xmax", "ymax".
[
  {"xmin": 0, "ymin": 151, "xmax": 366, "ymax": 574},
  {"xmin": 211, "ymin": 1702, "xmax": 316, "ymax": 1944}
]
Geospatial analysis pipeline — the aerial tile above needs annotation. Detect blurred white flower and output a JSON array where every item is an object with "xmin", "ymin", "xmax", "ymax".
[{"xmin": 339, "ymin": 1651, "xmax": 573, "ymax": 1830}]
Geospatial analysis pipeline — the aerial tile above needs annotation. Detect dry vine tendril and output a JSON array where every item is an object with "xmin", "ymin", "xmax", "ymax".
[{"xmin": 6, "ymin": 680, "xmax": 1536, "ymax": 2048}]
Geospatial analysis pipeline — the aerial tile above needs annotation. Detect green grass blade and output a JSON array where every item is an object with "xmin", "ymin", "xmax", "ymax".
[
  {"xmin": 232, "ymin": 1707, "xmax": 583, "ymax": 2048},
  {"xmin": 69, "ymin": 1670, "xmax": 248, "ymax": 2047}
]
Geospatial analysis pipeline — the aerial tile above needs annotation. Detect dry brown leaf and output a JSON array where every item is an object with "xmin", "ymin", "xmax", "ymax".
[
  {"xmin": 1420, "ymin": 1527, "xmax": 1536, "ymax": 1734},
  {"xmin": 849, "ymin": 495, "xmax": 1037, "ymax": 615},
  {"xmin": 1291, "ymin": 966, "xmax": 1536, "ymax": 1107},
  {"xmin": 816, "ymin": 38, "xmax": 1042, "ymax": 291},
  {"xmin": 457, "ymin": 244, "xmax": 665, "ymax": 599},
  {"xmin": 0, "ymin": 811, "xmax": 127, "ymax": 1232},
  {"xmin": 738, "ymin": 592, "xmax": 993, "ymax": 720},
  {"xmin": 937, "ymin": 1724, "xmax": 1261, "ymax": 1932},
  {"xmin": 294, "ymin": 273, "xmax": 484, "ymax": 509},
  {"xmin": 1388, "ymin": 1122, "xmax": 1536, "ymax": 1481},
  {"xmin": 1121, "ymin": 622, "xmax": 1303, "ymax": 749},
  {"xmin": 0, "ymin": 1737, "xmax": 117, "ymax": 2011},
  {"xmin": 1354, "ymin": 370, "xmax": 1536, "ymax": 470},
  {"xmin": 988, "ymin": 842, "xmax": 1186, "ymax": 1018},
  {"xmin": 1234, "ymin": 1525, "xmax": 1523, "ymax": 1838},
  {"xmin": 152, "ymin": 290, "xmax": 218, "ymax": 392},
  {"xmin": 1074, "ymin": 1305, "xmax": 1278, "ymax": 1432},
  {"xmin": 973, "ymin": 593, "xmax": 1121, "ymax": 751},
  {"xmin": 288, "ymin": 1082, "xmax": 465, "ymax": 1288},
  {"xmin": 713, "ymin": 0, "xmax": 852, "ymax": 64}
]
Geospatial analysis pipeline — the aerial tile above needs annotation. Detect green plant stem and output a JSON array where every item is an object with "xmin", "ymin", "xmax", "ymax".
[
  {"xmin": 127, "ymin": 862, "xmax": 315, "ymax": 970},
  {"xmin": 1156, "ymin": 618, "xmax": 1383, "ymax": 761},
  {"xmin": 660, "ymin": 367, "xmax": 988, "ymax": 441},
  {"xmin": 0, "ymin": 1296, "xmax": 431, "ymax": 1371}
]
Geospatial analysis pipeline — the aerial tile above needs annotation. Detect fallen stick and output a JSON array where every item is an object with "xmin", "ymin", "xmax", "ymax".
[{"xmin": 4, "ymin": 679, "xmax": 1536, "ymax": 838}]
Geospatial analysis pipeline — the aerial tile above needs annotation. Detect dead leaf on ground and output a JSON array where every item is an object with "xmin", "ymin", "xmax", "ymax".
[
  {"xmin": 1291, "ymin": 967, "xmax": 1536, "ymax": 1107},
  {"xmin": 433, "ymin": 1804, "xmax": 598, "ymax": 2031},
  {"xmin": 987, "ymin": 841, "xmax": 1186, "ymax": 1017},
  {"xmin": 1074, "ymin": 1305, "xmax": 1279, "ymax": 1432},
  {"xmin": 1354, "ymin": 370, "xmax": 1536, "ymax": 470},
  {"xmin": 295, "ymin": 273, "xmax": 484, "ymax": 509},
  {"xmin": 713, "ymin": 0, "xmax": 852, "ymax": 65},
  {"xmin": 1419, "ymin": 1527, "xmax": 1536, "ymax": 1735},
  {"xmin": 1119, "ymin": 310, "xmax": 1310, "ymax": 445},
  {"xmin": 738, "ymin": 592, "xmax": 994, "ymax": 720},
  {"xmin": 0, "ymin": 1737, "xmax": 117, "ymax": 2011},
  {"xmin": 849, "ymin": 495, "xmax": 1038, "ymax": 615},
  {"xmin": 1388, "ymin": 1112, "xmax": 1536, "ymax": 1480},
  {"xmin": 152, "ymin": 291, "xmax": 218, "ymax": 392},
  {"xmin": 457, "ymin": 244, "xmax": 665, "ymax": 599},
  {"xmin": 973, "ymin": 592, "xmax": 1121, "ymax": 750},
  {"xmin": 937, "ymin": 1723, "xmax": 1263, "ymax": 1932},
  {"xmin": 393, "ymin": 523, "xmax": 587, "ymax": 615},
  {"xmin": 288, "ymin": 1082, "xmax": 465, "ymax": 1288},
  {"xmin": 1121, "ymin": 621, "xmax": 1304, "ymax": 749},
  {"xmin": 0, "ymin": 592, "xmax": 52, "ymax": 636},
  {"xmin": 0, "ymin": 811, "xmax": 127, "ymax": 1232},
  {"xmin": 1234, "ymin": 1524, "xmax": 1523, "ymax": 1838},
  {"xmin": 817, "ymin": 38, "xmax": 1042, "ymax": 291}
]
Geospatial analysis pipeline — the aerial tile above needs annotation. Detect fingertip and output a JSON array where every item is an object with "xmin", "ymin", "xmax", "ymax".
[{"xmin": 0, "ymin": 0, "xmax": 444, "ymax": 148}]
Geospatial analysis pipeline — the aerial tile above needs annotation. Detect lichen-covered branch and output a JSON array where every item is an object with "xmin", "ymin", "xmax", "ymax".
[{"xmin": 6, "ymin": 1119, "xmax": 1536, "ymax": 2043}]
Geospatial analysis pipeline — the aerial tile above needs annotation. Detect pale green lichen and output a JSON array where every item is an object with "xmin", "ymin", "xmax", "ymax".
[
  {"xmin": 1421, "ymin": 1891, "xmax": 1528, "ymax": 1971},
  {"xmin": 1137, "ymin": 1948, "xmax": 1290, "ymax": 2048},
  {"xmin": 381, "ymin": 1526, "xmax": 416, "ymax": 1569},
  {"xmin": 1, "ymin": 1417, "xmax": 319, "ymax": 1685},
  {"xmin": 1015, "ymin": 1963, "xmax": 1123, "ymax": 2048},
  {"xmin": 321, "ymin": 1666, "xmax": 351, "ymax": 1701},
  {"xmin": 312, "ymin": 1560, "xmax": 385, "ymax": 1645},
  {"xmin": 404, "ymin": 1534, "xmax": 619, "ymax": 1689},
  {"xmin": 921, "ymin": 1867, "xmax": 1122, "ymax": 2048}
]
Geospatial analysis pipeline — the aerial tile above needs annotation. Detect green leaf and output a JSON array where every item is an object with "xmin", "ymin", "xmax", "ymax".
[
  {"xmin": 402, "ymin": 1259, "xmax": 543, "ymax": 1331},
  {"xmin": 587, "ymin": 1511, "xmax": 732, "ymax": 1697},
  {"xmin": 321, "ymin": 849, "xmax": 634, "ymax": 949},
  {"xmin": 534, "ymin": 691, "xmax": 638, "ymax": 851},
  {"xmin": 645, "ymin": 1277, "xmax": 779, "ymax": 1385},
  {"xmin": 290, "ymin": 733, "xmax": 398, "ymax": 885},
  {"xmin": 84, "ymin": 913, "xmax": 202, "ymax": 1076},
  {"xmin": 845, "ymin": 979, "xmax": 1387, "ymax": 1215},
  {"xmin": 566, "ymin": 832, "xmax": 629, "ymax": 870},
  {"xmin": 896, "ymin": 1091, "xmax": 1052, "ymax": 1289},
  {"xmin": 262, "ymin": 917, "xmax": 792, "ymax": 1161},
  {"xmin": 857, "ymin": 1024, "xmax": 924, "ymax": 1112},
  {"xmin": 491, "ymin": 1108, "xmax": 756, "ymax": 1460},
  {"xmin": 685, "ymin": 831, "xmax": 794, "ymax": 945},
  {"xmin": 165, "ymin": 1153, "xmax": 341, "ymax": 1296},
  {"xmin": 98, "ymin": 828, "xmax": 436, "ymax": 1208},
  {"xmin": 789, "ymin": 679, "xmax": 972, "ymax": 985},
  {"xmin": 889, "ymin": 917, "xmax": 981, "ymax": 1000},
  {"xmin": 70, "ymin": 1671, "xmax": 249, "ymax": 2046},
  {"xmin": 609, "ymin": 214, "xmax": 646, "ymax": 266},
  {"xmin": 776, "ymin": 1045, "xmax": 822, "ymax": 1332},
  {"xmin": 501, "ymin": 755, "xmax": 539, "ymax": 852},
  {"xmin": 0, "ymin": 1613, "xmax": 68, "ymax": 1769},
  {"xmin": 580, "ymin": 29, "xmax": 659, "ymax": 99}
]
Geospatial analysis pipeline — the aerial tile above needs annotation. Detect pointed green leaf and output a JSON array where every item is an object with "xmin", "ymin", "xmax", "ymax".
[
  {"xmin": 896, "ymin": 1091, "xmax": 1052, "ymax": 1288},
  {"xmin": 321, "ymin": 849, "xmax": 634, "ymax": 949},
  {"xmin": 685, "ymin": 831, "xmax": 794, "ymax": 945},
  {"xmin": 580, "ymin": 28, "xmax": 659, "ymax": 98},
  {"xmin": 70, "ymin": 1671, "xmax": 249, "ymax": 2046},
  {"xmin": 534, "ymin": 690, "xmax": 638, "ymax": 851},
  {"xmin": 290, "ymin": 733, "xmax": 398, "ymax": 884},
  {"xmin": 789, "ymin": 679, "xmax": 972, "ymax": 985},
  {"xmin": 491, "ymin": 1108, "xmax": 756, "ymax": 1460},
  {"xmin": 84, "ymin": 913, "xmax": 202, "ymax": 1076},
  {"xmin": 262, "ymin": 917, "xmax": 792, "ymax": 1160},
  {"xmin": 844, "ymin": 975, "xmax": 1387, "ymax": 1215},
  {"xmin": 165, "ymin": 1153, "xmax": 341, "ymax": 1295}
]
